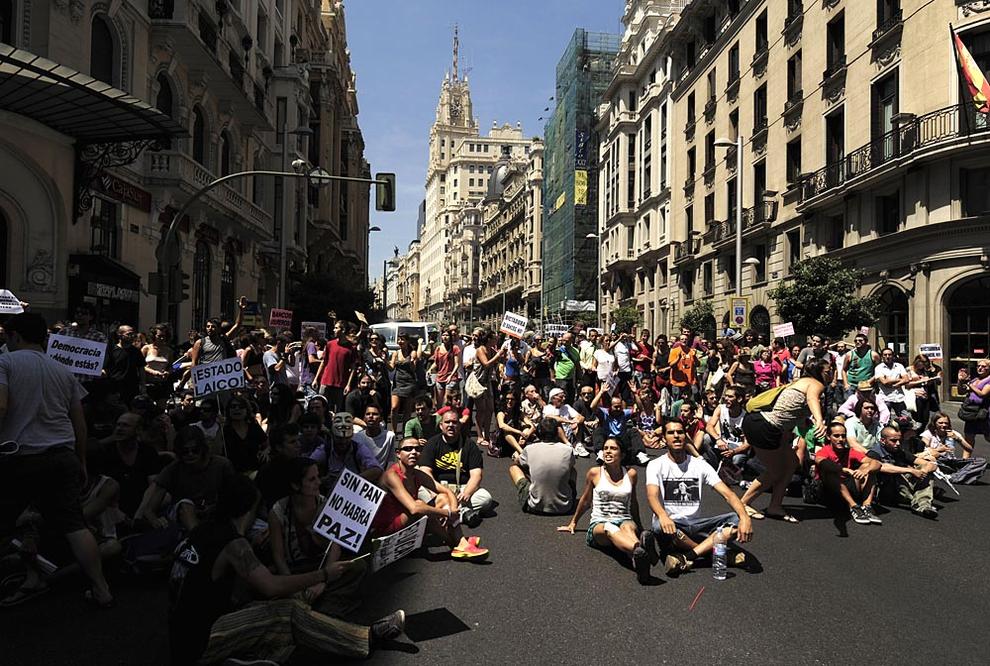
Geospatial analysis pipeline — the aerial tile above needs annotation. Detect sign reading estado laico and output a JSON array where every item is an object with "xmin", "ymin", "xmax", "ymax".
[
  {"xmin": 47, "ymin": 334, "xmax": 107, "ymax": 377},
  {"xmin": 191, "ymin": 358, "xmax": 246, "ymax": 396},
  {"xmin": 314, "ymin": 468, "xmax": 385, "ymax": 552}
]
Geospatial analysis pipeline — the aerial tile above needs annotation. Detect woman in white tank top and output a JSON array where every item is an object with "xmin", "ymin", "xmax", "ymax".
[{"xmin": 558, "ymin": 438, "xmax": 654, "ymax": 583}]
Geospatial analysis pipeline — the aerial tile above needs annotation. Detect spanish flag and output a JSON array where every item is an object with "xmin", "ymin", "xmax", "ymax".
[{"xmin": 952, "ymin": 25, "xmax": 990, "ymax": 114}]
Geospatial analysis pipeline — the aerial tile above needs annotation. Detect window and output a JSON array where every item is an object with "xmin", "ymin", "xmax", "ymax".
[
  {"xmin": 825, "ymin": 214, "xmax": 845, "ymax": 250},
  {"xmin": 877, "ymin": 192, "xmax": 900, "ymax": 235},
  {"xmin": 91, "ymin": 15, "xmax": 116, "ymax": 86},
  {"xmin": 687, "ymin": 147, "xmax": 696, "ymax": 180},
  {"xmin": 628, "ymin": 89, "xmax": 637, "ymax": 112},
  {"xmin": 753, "ymin": 161, "xmax": 767, "ymax": 212},
  {"xmin": 627, "ymin": 133, "xmax": 636, "ymax": 208},
  {"xmin": 218, "ymin": 131, "xmax": 232, "ymax": 176},
  {"xmin": 659, "ymin": 259, "xmax": 668, "ymax": 286},
  {"xmin": 726, "ymin": 254, "xmax": 737, "ymax": 292},
  {"xmin": 787, "ymin": 51, "xmax": 803, "ymax": 101},
  {"xmin": 729, "ymin": 109, "xmax": 739, "ymax": 142},
  {"xmin": 705, "ymin": 131, "xmax": 715, "ymax": 170},
  {"xmin": 826, "ymin": 13, "xmax": 846, "ymax": 73},
  {"xmin": 220, "ymin": 251, "xmax": 236, "ymax": 318},
  {"xmin": 192, "ymin": 241, "xmax": 212, "ymax": 328},
  {"xmin": 786, "ymin": 229, "xmax": 801, "ymax": 272},
  {"xmin": 826, "ymin": 108, "xmax": 845, "ymax": 186},
  {"xmin": 728, "ymin": 43, "xmax": 740, "ymax": 83},
  {"xmin": 962, "ymin": 168, "xmax": 990, "ymax": 217},
  {"xmin": 754, "ymin": 244, "xmax": 767, "ymax": 283},
  {"xmin": 707, "ymin": 68, "xmax": 717, "ymax": 101},
  {"xmin": 756, "ymin": 10, "xmax": 768, "ymax": 54},
  {"xmin": 642, "ymin": 112, "xmax": 652, "ymax": 199},
  {"xmin": 626, "ymin": 226, "xmax": 635, "ymax": 256},
  {"xmin": 685, "ymin": 204, "xmax": 694, "ymax": 234},
  {"xmin": 727, "ymin": 177, "xmax": 737, "ymax": 221},
  {"xmin": 192, "ymin": 107, "xmax": 207, "ymax": 166},
  {"xmin": 877, "ymin": 0, "xmax": 901, "ymax": 27},
  {"xmin": 703, "ymin": 14, "xmax": 717, "ymax": 44},
  {"xmin": 703, "ymin": 261, "xmax": 714, "ymax": 296},
  {"xmin": 754, "ymin": 84, "xmax": 768, "ymax": 131},
  {"xmin": 704, "ymin": 193, "xmax": 715, "ymax": 226},
  {"xmin": 872, "ymin": 71, "xmax": 898, "ymax": 162},
  {"xmin": 787, "ymin": 0, "xmax": 804, "ymax": 20},
  {"xmin": 155, "ymin": 73, "xmax": 174, "ymax": 148},
  {"xmin": 252, "ymin": 151, "xmax": 265, "ymax": 206},
  {"xmin": 686, "ymin": 92, "xmax": 696, "ymax": 124},
  {"xmin": 90, "ymin": 198, "xmax": 119, "ymax": 259},
  {"xmin": 786, "ymin": 139, "xmax": 802, "ymax": 185},
  {"xmin": 683, "ymin": 267, "xmax": 695, "ymax": 301},
  {"xmin": 686, "ymin": 40, "xmax": 697, "ymax": 69},
  {"xmin": 0, "ymin": 0, "xmax": 12, "ymax": 45}
]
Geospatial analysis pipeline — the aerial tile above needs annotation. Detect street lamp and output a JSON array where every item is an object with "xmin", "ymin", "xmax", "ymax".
[
  {"xmin": 279, "ymin": 126, "xmax": 313, "ymax": 309},
  {"xmin": 714, "ymin": 135, "xmax": 743, "ymax": 296}
]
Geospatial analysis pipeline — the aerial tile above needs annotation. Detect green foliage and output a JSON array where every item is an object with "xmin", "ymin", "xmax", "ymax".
[
  {"xmin": 680, "ymin": 300, "xmax": 715, "ymax": 334},
  {"xmin": 768, "ymin": 256, "xmax": 879, "ymax": 339},
  {"xmin": 288, "ymin": 272, "xmax": 376, "ymax": 326},
  {"xmin": 610, "ymin": 305, "xmax": 641, "ymax": 333}
]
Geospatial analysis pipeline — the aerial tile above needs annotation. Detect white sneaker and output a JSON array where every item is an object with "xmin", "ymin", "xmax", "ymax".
[
  {"xmin": 596, "ymin": 451, "xmax": 605, "ymax": 462},
  {"xmin": 636, "ymin": 451, "xmax": 651, "ymax": 465},
  {"xmin": 573, "ymin": 443, "xmax": 591, "ymax": 458}
]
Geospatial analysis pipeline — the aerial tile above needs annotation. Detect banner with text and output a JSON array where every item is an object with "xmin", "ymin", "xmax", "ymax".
[
  {"xmin": 314, "ymin": 468, "xmax": 385, "ymax": 552},
  {"xmin": 47, "ymin": 334, "xmax": 106, "ymax": 377},
  {"xmin": 301, "ymin": 321, "xmax": 328, "ymax": 340},
  {"xmin": 772, "ymin": 322, "xmax": 795, "ymax": 338},
  {"xmin": 499, "ymin": 312, "xmax": 528, "ymax": 339},
  {"xmin": 544, "ymin": 324, "xmax": 570, "ymax": 337},
  {"xmin": 919, "ymin": 343, "xmax": 943, "ymax": 360},
  {"xmin": 0, "ymin": 289, "xmax": 24, "ymax": 314},
  {"xmin": 371, "ymin": 517, "xmax": 427, "ymax": 571},
  {"xmin": 191, "ymin": 358, "xmax": 245, "ymax": 396},
  {"xmin": 269, "ymin": 308, "xmax": 294, "ymax": 329}
]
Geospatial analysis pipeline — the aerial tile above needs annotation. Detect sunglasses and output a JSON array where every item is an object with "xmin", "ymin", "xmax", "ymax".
[{"xmin": 399, "ymin": 445, "xmax": 425, "ymax": 453}]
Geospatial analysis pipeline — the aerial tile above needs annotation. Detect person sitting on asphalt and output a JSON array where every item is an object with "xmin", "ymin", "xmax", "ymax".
[
  {"xmin": 404, "ymin": 395, "xmax": 440, "ymax": 445},
  {"xmin": 269, "ymin": 457, "xmax": 330, "ymax": 575},
  {"xmin": 700, "ymin": 385, "xmax": 752, "ymax": 482},
  {"xmin": 918, "ymin": 412, "xmax": 988, "ymax": 484},
  {"xmin": 297, "ymin": 412, "xmax": 328, "ymax": 461},
  {"xmin": 89, "ymin": 411, "xmax": 165, "ymax": 525},
  {"xmin": 343, "ymin": 373, "xmax": 383, "ymax": 428},
  {"xmin": 508, "ymin": 418, "xmax": 576, "ymax": 516},
  {"xmin": 352, "ymin": 403, "xmax": 396, "ymax": 468},
  {"xmin": 311, "ymin": 412, "xmax": 383, "ymax": 494},
  {"xmin": 589, "ymin": 384, "xmax": 650, "ymax": 466},
  {"xmin": 844, "ymin": 399, "xmax": 882, "ymax": 454},
  {"xmin": 373, "ymin": 437, "xmax": 488, "ymax": 560},
  {"xmin": 643, "ymin": 421, "xmax": 753, "ymax": 578},
  {"xmin": 140, "ymin": 426, "xmax": 235, "ymax": 532},
  {"xmin": 543, "ymin": 387, "xmax": 585, "ymax": 448},
  {"xmin": 557, "ymin": 437, "xmax": 652, "ymax": 584},
  {"xmin": 494, "ymin": 390, "xmax": 536, "ymax": 457},
  {"xmin": 838, "ymin": 380, "xmax": 891, "ymax": 426},
  {"xmin": 814, "ymin": 421, "xmax": 882, "ymax": 526},
  {"xmin": 867, "ymin": 426, "xmax": 939, "ymax": 518},
  {"xmin": 630, "ymin": 382, "xmax": 664, "ymax": 451},
  {"xmin": 573, "ymin": 384, "xmax": 600, "ymax": 451},
  {"xmin": 418, "ymin": 409, "xmax": 495, "ymax": 528},
  {"xmin": 437, "ymin": 389, "xmax": 472, "ymax": 429},
  {"xmin": 520, "ymin": 384, "xmax": 546, "ymax": 423},
  {"xmin": 253, "ymin": 423, "xmax": 308, "ymax": 510},
  {"xmin": 168, "ymin": 474, "xmax": 405, "ymax": 666}
]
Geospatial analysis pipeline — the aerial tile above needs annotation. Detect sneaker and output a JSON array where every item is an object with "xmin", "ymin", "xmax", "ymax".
[
  {"xmin": 663, "ymin": 552, "xmax": 693, "ymax": 578},
  {"xmin": 451, "ymin": 541, "xmax": 489, "ymax": 560},
  {"xmin": 573, "ymin": 443, "xmax": 591, "ymax": 458},
  {"xmin": 370, "ymin": 609, "xmax": 406, "ymax": 643},
  {"xmin": 596, "ymin": 451, "xmax": 605, "ymax": 462},
  {"xmin": 460, "ymin": 508, "xmax": 483, "ymax": 528},
  {"xmin": 635, "ymin": 451, "xmax": 651, "ymax": 465},
  {"xmin": 632, "ymin": 546, "xmax": 651, "ymax": 584},
  {"xmin": 850, "ymin": 505, "xmax": 871, "ymax": 525},
  {"xmin": 861, "ymin": 505, "xmax": 883, "ymax": 525},
  {"xmin": 639, "ymin": 529, "xmax": 660, "ymax": 566},
  {"xmin": 914, "ymin": 505, "xmax": 938, "ymax": 519}
]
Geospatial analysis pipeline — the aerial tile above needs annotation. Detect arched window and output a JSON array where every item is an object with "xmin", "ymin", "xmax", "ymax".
[
  {"xmin": 192, "ymin": 240, "xmax": 211, "ymax": 328},
  {"xmin": 220, "ymin": 250, "xmax": 236, "ymax": 318},
  {"xmin": 91, "ymin": 15, "xmax": 116, "ymax": 86},
  {"xmin": 219, "ymin": 130, "xmax": 232, "ymax": 176},
  {"xmin": 1, "ymin": 1, "xmax": 14, "ymax": 46},
  {"xmin": 875, "ymin": 286, "xmax": 909, "ymax": 360},
  {"xmin": 750, "ymin": 305, "xmax": 771, "ymax": 344},
  {"xmin": 155, "ymin": 73, "xmax": 174, "ymax": 149},
  {"xmin": 192, "ymin": 107, "xmax": 207, "ymax": 166},
  {"xmin": 947, "ymin": 275, "xmax": 990, "ymax": 398},
  {"xmin": 701, "ymin": 314, "xmax": 717, "ymax": 344}
]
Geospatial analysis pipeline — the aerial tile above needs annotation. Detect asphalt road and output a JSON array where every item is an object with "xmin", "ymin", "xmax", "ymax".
[{"xmin": 6, "ymin": 430, "xmax": 989, "ymax": 665}]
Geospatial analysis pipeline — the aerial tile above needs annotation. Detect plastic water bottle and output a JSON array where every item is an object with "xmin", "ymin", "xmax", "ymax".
[{"xmin": 712, "ymin": 528, "xmax": 728, "ymax": 581}]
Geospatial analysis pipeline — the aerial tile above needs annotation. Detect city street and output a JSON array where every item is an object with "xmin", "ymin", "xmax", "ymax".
[{"xmin": 6, "ymin": 445, "xmax": 989, "ymax": 665}]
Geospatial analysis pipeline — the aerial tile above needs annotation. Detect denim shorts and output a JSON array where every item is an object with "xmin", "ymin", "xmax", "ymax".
[
  {"xmin": 587, "ymin": 518, "xmax": 633, "ymax": 547},
  {"xmin": 672, "ymin": 511, "xmax": 739, "ymax": 540}
]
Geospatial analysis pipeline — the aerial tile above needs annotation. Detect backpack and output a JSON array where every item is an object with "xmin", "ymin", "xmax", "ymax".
[{"xmin": 746, "ymin": 383, "xmax": 790, "ymax": 413}]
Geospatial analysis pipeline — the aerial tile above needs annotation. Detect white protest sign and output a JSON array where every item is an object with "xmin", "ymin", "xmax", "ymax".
[
  {"xmin": 371, "ymin": 517, "xmax": 427, "ymax": 572},
  {"xmin": 269, "ymin": 308, "xmax": 293, "ymax": 329},
  {"xmin": 772, "ymin": 322, "xmax": 795, "ymax": 338},
  {"xmin": 545, "ymin": 324, "xmax": 570, "ymax": 337},
  {"xmin": 859, "ymin": 326, "xmax": 870, "ymax": 336},
  {"xmin": 919, "ymin": 343, "xmax": 943, "ymax": 361},
  {"xmin": 604, "ymin": 372, "xmax": 620, "ymax": 395},
  {"xmin": 314, "ymin": 468, "xmax": 385, "ymax": 552},
  {"xmin": 499, "ymin": 312, "xmax": 528, "ymax": 339},
  {"xmin": 301, "ymin": 321, "xmax": 327, "ymax": 340},
  {"xmin": 191, "ymin": 358, "xmax": 245, "ymax": 396},
  {"xmin": 47, "ymin": 334, "xmax": 106, "ymax": 377},
  {"xmin": 0, "ymin": 289, "xmax": 24, "ymax": 314}
]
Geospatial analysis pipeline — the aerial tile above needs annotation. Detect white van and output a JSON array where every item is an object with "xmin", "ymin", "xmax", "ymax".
[{"xmin": 370, "ymin": 321, "xmax": 439, "ymax": 351}]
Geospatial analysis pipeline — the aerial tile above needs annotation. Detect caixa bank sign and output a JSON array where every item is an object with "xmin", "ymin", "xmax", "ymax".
[{"xmin": 87, "ymin": 282, "xmax": 140, "ymax": 303}]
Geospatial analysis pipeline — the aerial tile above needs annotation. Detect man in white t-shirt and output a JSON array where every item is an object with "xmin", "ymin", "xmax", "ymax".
[
  {"xmin": 351, "ymin": 403, "xmax": 396, "ymax": 468},
  {"xmin": 643, "ymin": 420, "xmax": 753, "ymax": 576},
  {"xmin": 543, "ymin": 388, "xmax": 585, "ymax": 450},
  {"xmin": 874, "ymin": 347, "xmax": 909, "ymax": 418}
]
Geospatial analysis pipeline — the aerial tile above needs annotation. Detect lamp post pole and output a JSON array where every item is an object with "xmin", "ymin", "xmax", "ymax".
[{"xmin": 735, "ymin": 133, "xmax": 744, "ymax": 297}]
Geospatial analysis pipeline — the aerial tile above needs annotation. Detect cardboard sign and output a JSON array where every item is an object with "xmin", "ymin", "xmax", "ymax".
[
  {"xmin": 301, "ymin": 321, "xmax": 328, "ymax": 340},
  {"xmin": 772, "ymin": 322, "xmax": 795, "ymax": 338},
  {"xmin": 47, "ymin": 334, "xmax": 106, "ymax": 377},
  {"xmin": 730, "ymin": 297, "xmax": 749, "ymax": 328},
  {"xmin": 499, "ymin": 312, "xmax": 528, "ymax": 339},
  {"xmin": 371, "ymin": 517, "xmax": 427, "ymax": 572},
  {"xmin": 314, "ymin": 468, "xmax": 385, "ymax": 552},
  {"xmin": 919, "ymin": 343, "xmax": 943, "ymax": 361},
  {"xmin": 191, "ymin": 358, "xmax": 245, "ymax": 396},
  {"xmin": 604, "ymin": 372, "xmax": 620, "ymax": 395},
  {"xmin": 269, "ymin": 308, "xmax": 293, "ymax": 329},
  {"xmin": 0, "ymin": 289, "xmax": 24, "ymax": 314},
  {"xmin": 545, "ymin": 324, "xmax": 570, "ymax": 337},
  {"xmin": 354, "ymin": 310, "xmax": 369, "ymax": 325},
  {"xmin": 242, "ymin": 300, "xmax": 263, "ymax": 327}
]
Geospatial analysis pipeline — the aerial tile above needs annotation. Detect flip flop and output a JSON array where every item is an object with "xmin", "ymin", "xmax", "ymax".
[
  {"xmin": 83, "ymin": 588, "xmax": 116, "ymax": 609},
  {"xmin": 744, "ymin": 505, "xmax": 765, "ymax": 520},
  {"xmin": 764, "ymin": 511, "xmax": 799, "ymax": 524},
  {"xmin": 0, "ymin": 583, "xmax": 49, "ymax": 608}
]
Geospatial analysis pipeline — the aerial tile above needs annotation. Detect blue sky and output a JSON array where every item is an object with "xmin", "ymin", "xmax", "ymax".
[{"xmin": 345, "ymin": 0, "xmax": 624, "ymax": 281}]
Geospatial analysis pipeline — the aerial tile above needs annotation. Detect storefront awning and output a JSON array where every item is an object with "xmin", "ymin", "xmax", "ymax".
[{"xmin": 0, "ymin": 44, "xmax": 185, "ymax": 143}]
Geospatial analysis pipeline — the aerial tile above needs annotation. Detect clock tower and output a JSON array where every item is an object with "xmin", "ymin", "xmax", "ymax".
[{"xmin": 429, "ymin": 25, "xmax": 476, "ymax": 176}]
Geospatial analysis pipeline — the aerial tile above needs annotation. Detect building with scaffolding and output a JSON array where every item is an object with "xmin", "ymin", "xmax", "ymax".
[{"xmin": 542, "ymin": 29, "xmax": 620, "ymax": 328}]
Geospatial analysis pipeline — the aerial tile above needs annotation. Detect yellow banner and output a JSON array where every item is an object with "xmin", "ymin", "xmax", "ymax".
[
  {"xmin": 554, "ymin": 191, "xmax": 566, "ymax": 211},
  {"xmin": 574, "ymin": 170, "xmax": 588, "ymax": 205}
]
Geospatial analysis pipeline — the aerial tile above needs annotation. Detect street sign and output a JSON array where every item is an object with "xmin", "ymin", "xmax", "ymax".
[
  {"xmin": 499, "ymin": 312, "xmax": 528, "ymax": 339},
  {"xmin": 729, "ymin": 297, "xmax": 750, "ymax": 328},
  {"xmin": 314, "ymin": 468, "xmax": 385, "ymax": 552}
]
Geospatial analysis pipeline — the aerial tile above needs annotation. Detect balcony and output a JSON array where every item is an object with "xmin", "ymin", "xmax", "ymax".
[
  {"xmin": 704, "ymin": 97, "xmax": 717, "ymax": 124},
  {"xmin": 871, "ymin": 10, "xmax": 903, "ymax": 46},
  {"xmin": 683, "ymin": 176, "xmax": 696, "ymax": 199},
  {"xmin": 751, "ymin": 46, "xmax": 769, "ymax": 78},
  {"xmin": 673, "ymin": 238, "xmax": 700, "ymax": 266},
  {"xmin": 752, "ymin": 116, "xmax": 769, "ymax": 143},
  {"xmin": 606, "ymin": 247, "xmax": 638, "ymax": 272},
  {"xmin": 742, "ymin": 201, "xmax": 776, "ymax": 234},
  {"xmin": 725, "ymin": 76, "xmax": 740, "ymax": 102},
  {"xmin": 782, "ymin": 11, "xmax": 803, "ymax": 47},
  {"xmin": 711, "ymin": 219, "xmax": 734, "ymax": 248},
  {"xmin": 144, "ymin": 150, "xmax": 272, "ymax": 237},
  {"xmin": 822, "ymin": 54, "xmax": 847, "ymax": 85},
  {"xmin": 684, "ymin": 118, "xmax": 696, "ymax": 141},
  {"xmin": 800, "ymin": 104, "xmax": 990, "ymax": 208}
]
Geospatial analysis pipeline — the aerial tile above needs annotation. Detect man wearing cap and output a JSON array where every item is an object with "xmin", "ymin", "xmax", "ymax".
[
  {"xmin": 867, "ymin": 426, "xmax": 938, "ymax": 518},
  {"xmin": 838, "ymin": 380, "xmax": 890, "ymax": 426},
  {"xmin": 543, "ymin": 387, "xmax": 586, "ymax": 452}
]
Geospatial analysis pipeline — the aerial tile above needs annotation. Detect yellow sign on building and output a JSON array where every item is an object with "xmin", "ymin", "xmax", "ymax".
[
  {"xmin": 554, "ymin": 191, "xmax": 566, "ymax": 211},
  {"xmin": 574, "ymin": 169, "xmax": 588, "ymax": 205}
]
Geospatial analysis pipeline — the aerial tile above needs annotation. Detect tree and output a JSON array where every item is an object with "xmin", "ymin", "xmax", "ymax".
[
  {"xmin": 680, "ymin": 300, "xmax": 715, "ymax": 334},
  {"xmin": 768, "ymin": 256, "xmax": 879, "ymax": 340},
  {"xmin": 609, "ymin": 305, "xmax": 641, "ymax": 333},
  {"xmin": 288, "ymin": 271, "xmax": 376, "ymax": 328}
]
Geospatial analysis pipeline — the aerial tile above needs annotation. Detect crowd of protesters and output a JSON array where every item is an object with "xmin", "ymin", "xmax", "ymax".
[{"xmin": 1, "ymin": 298, "xmax": 988, "ymax": 661}]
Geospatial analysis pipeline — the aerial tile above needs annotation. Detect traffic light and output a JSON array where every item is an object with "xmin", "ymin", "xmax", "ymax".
[
  {"xmin": 375, "ymin": 172, "xmax": 395, "ymax": 212},
  {"xmin": 169, "ymin": 270, "xmax": 191, "ymax": 303}
]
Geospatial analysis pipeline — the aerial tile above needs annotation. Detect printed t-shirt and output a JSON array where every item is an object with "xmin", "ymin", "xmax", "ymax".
[
  {"xmin": 419, "ymin": 434, "xmax": 483, "ymax": 486},
  {"xmin": 645, "ymin": 454, "xmax": 722, "ymax": 524}
]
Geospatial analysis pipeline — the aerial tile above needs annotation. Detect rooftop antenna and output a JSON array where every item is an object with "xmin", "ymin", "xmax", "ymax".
[{"xmin": 452, "ymin": 24, "xmax": 459, "ymax": 81}]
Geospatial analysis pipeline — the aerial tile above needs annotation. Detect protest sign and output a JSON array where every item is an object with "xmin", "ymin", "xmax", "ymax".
[
  {"xmin": 301, "ymin": 321, "xmax": 328, "ymax": 339},
  {"xmin": 545, "ymin": 324, "xmax": 570, "ymax": 337},
  {"xmin": 772, "ymin": 322, "xmax": 795, "ymax": 338},
  {"xmin": 371, "ymin": 517, "xmax": 428, "ymax": 572},
  {"xmin": 269, "ymin": 308, "xmax": 293, "ymax": 329},
  {"xmin": 499, "ymin": 312, "xmax": 528, "ymax": 339},
  {"xmin": 0, "ymin": 289, "xmax": 24, "ymax": 314},
  {"xmin": 604, "ymin": 372, "xmax": 620, "ymax": 395},
  {"xmin": 242, "ymin": 300, "xmax": 263, "ymax": 327},
  {"xmin": 314, "ymin": 468, "xmax": 385, "ymax": 552},
  {"xmin": 191, "ymin": 358, "xmax": 245, "ymax": 396},
  {"xmin": 859, "ymin": 326, "xmax": 870, "ymax": 336},
  {"xmin": 919, "ymin": 343, "xmax": 943, "ymax": 360},
  {"xmin": 354, "ymin": 310, "xmax": 369, "ymax": 325},
  {"xmin": 46, "ymin": 334, "xmax": 106, "ymax": 377}
]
